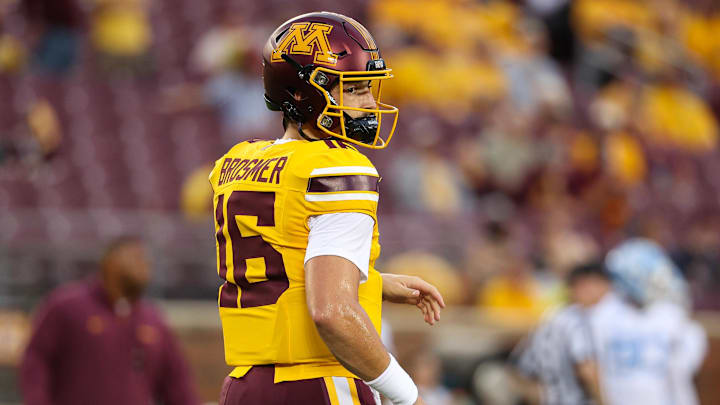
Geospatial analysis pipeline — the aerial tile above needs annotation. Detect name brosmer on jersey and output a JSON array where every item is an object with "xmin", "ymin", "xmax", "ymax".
[{"xmin": 217, "ymin": 156, "xmax": 288, "ymax": 186}]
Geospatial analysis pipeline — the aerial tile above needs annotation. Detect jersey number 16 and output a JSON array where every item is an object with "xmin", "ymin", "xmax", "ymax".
[{"xmin": 215, "ymin": 191, "xmax": 289, "ymax": 309}]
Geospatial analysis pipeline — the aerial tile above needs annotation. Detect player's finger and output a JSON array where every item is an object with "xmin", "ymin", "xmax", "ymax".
[
  {"xmin": 401, "ymin": 286, "xmax": 421, "ymax": 303},
  {"xmin": 428, "ymin": 284, "xmax": 445, "ymax": 308},
  {"xmin": 417, "ymin": 301, "xmax": 426, "ymax": 317},
  {"xmin": 424, "ymin": 295, "xmax": 442, "ymax": 322},
  {"xmin": 417, "ymin": 301, "xmax": 431, "ymax": 324},
  {"xmin": 408, "ymin": 278, "xmax": 446, "ymax": 308},
  {"xmin": 421, "ymin": 299, "xmax": 434, "ymax": 325},
  {"xmin": 409, "ymin": 293, "xmax": 422, "ymax": 306}
]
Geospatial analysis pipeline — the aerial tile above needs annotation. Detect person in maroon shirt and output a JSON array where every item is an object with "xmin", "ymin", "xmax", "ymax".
[{"xmin": 19, "ymin": 236, "xmax": 200, "ymax": 405}]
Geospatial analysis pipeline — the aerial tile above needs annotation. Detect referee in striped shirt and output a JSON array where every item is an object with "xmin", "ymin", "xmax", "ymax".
[{"xmin": 510, "ymin": 262, "xmax": 608, "ymax": 405}]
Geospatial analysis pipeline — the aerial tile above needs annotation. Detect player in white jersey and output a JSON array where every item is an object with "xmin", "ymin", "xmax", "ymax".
[{"xmin": 596, "ymin": 238, "xmax": 707, "ymax": 405}]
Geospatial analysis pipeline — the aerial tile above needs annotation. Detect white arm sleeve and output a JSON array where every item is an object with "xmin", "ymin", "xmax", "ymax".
[
  {"xmin": 304, "ymin": 212, "xmax": 374, "ymax": 282},
  {"xmin": 669, "ymin": 320, "xmax": 707, "ymax": 405},
  {"xmin": 674, "ymin": 320, "xmax": 708, "ymax": 374}
]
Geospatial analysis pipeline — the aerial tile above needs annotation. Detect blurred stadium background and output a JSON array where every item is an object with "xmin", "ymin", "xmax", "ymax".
[{"xmin": 2, "ymin": 0, "xmax": 720, "ymax": 403}]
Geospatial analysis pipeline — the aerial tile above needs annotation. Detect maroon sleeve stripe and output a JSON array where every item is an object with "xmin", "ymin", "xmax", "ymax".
[{"xmin": 307, "ymin": 175, "xmax": 380, "ymax": 193}]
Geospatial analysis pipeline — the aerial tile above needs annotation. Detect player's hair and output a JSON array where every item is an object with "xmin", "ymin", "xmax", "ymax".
[
  {"xmin": 100, "ymin": 235, "xmax": 144, "ymax": 263},
  {"xmin": 566, "ymin": 261, "xmax": 610, "ymax": 285}
]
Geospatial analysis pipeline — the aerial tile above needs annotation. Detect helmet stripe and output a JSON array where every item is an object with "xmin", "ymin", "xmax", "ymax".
[{"xmin": 343, "ymin": 17, "xmax": 379, "ymax": 60}]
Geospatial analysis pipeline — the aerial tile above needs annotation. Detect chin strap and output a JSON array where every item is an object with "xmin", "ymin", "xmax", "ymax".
[{"xmin": 297, "ymin": 122, "xmax": 320, "ymax": 142}]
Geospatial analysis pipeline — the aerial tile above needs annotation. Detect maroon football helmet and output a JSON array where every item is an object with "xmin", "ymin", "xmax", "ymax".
[{"xmin": 262, "ymin": 12, "xmax": 398, "ymax": 149}]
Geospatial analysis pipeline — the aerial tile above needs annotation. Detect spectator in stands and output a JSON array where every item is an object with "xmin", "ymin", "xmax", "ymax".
[
  {"xmin": 0, "ymin": 1, "xmax": 27, "ymax": 73},
  {"xmin": 21, "ymin": 0, "xmax": 84, "ymax": 75},
  {"xmin": 25, "ymin": 98, "xmax": 62, "ymax": 162},
  {"xmin": 477, "ymin": 253, "xmax": 559, "ymax": 327},
  {"xmin": 0, "ymin": 33, "xmax": 27, "ymax": 73},
  {"xmin": 0, "ymin": 140, "xmax": 20, "ymax": 167},
  {"xmin": 90, "ymin": 0, "xmax": 152, "ymax": 75},
  {"xmin": 463, "ymin": 221, "xmax": 519, "ymax": 298},
  {"xmin": 498, "ymin": 18, "xmax": 571, "ymax": 118},
  {"xmin": 673, "ymin": 214, "xmax": 720, "ymax": 310},
  {"xmin": 203, "ymin": 43, "xmax": 273, "ymax": 142},
  {"xmin": 588, "ymin": 75, "xmax": 639, "ymax": 134},
  {"xmin": 180, "ymin": 163, "xmax": 213, "ymax": 221},
  {"xmin": 680, "ymin": 0, "xmax": 720, "ymax": 81},
  {"xmin": 572, "ymin": 0, "xmax": 655, "ymax": 48},
  {"xmin": 389, "ymin": 122, "xmax": 473, "ymax": 217},
  {"xmin": 639, "ymin": 70, "xmax": 718, "ymax": 151},
  {"xmin": 460, "ymin": 103, "xmax": 546, "ymax": 200},
  {"xmin": 19, "ymin": 236, "xmax": 200, "ymax": 405},
  {"xmin": 190, "ymin": 13, "xmax": 247, "ymax": 76},
  {"xmin": 602, "ymin": 130, "xmax": 646, "ymax": 188},
  {"xmin": 540, "ymin": 205, "xmax": 600, "ymax": 279},
  {"xmin": 525, "ymin": 0, "xmax": 575, "ymax": 63},
  {"xmin": 162, "ymin": 17, "xmax": 273, "ymax": 143},
  {"xmin": 0, "ymin": 98, "xmax": 61, "ymax": 168}
]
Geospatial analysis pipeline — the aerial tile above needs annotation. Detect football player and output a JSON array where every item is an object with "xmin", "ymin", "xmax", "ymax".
[
  {"xmin": 208, "ymin": 12, "xmax": 444, "ymax": 405},
  {"xmin": 601, "ymin": 239, "xmax": 707, "ymax": 405}
]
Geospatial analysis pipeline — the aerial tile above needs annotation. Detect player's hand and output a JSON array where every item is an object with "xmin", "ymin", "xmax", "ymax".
[
  {"xmin": 381, "ymin": 274, "xmax": 445, "ymax": 325},
  {"xmin": 413, "ymin": 396, "xmax": 427, "ymax": 405}
]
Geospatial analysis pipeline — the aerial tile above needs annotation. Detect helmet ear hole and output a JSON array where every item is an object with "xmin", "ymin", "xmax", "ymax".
[{"xmin": 281, "ymin": 101, "xmax": 304, "ymax": 123}]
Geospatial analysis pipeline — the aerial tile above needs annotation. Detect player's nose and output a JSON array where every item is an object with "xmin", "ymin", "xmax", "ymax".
[{"xmin": 359, "ymin": 91, "xmax": 377, "ymax": 110}]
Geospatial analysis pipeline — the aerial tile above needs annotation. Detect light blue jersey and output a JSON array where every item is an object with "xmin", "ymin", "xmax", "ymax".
[{"xmin": 588, "ymin": 294, "xmax": 705, "ymax": 405}]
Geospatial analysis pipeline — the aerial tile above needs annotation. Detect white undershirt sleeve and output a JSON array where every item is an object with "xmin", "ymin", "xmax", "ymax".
[{"xmin": 304, "ymin": 212, "xmax": 374, "ymax": 282}]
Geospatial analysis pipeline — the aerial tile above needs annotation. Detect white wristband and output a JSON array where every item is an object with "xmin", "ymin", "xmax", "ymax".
[{"xmin": 365, "ymin": 354, "xmax": 418, "ymax": 405}]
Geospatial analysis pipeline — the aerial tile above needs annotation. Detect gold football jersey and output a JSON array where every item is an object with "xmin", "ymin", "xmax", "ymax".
[{"xmin": 209, "ymin": 138, "xmax": 383, "ymax": 383}]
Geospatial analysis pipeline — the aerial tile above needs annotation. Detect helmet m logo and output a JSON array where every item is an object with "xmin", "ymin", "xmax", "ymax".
[{"xmin": 271, "ymin": 22, "xmax": 338, "ymax": 66}]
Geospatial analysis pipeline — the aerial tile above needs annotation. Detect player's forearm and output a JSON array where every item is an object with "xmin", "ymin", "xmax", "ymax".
[
  {"xmin": 311, "ymin": 299, "xmax": 390, "ymax": 381},
  {"xmin": 576, "ymin": 361, "xmax": 606, "ymax": 405},
  {"xmin": 306, "ymin": 256, "xmax": 419, "ymax": 404}
]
